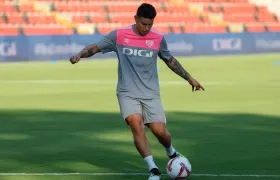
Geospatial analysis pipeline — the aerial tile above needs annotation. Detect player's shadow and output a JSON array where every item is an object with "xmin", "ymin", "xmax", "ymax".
[{"xmin": 0, "ymin": 109, "xmax": 279, "ymax": 178}]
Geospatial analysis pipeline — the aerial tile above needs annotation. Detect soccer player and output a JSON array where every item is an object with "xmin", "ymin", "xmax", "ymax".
[{"xmin": 70, "ymin": 3, "xmax": 204, "ymax": 180}]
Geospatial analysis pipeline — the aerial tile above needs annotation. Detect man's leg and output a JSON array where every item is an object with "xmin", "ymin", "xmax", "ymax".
[
  {"xmin": 146, "ymin": 122, "xmax": 179, "ymax": 158},
  {"xmin": 125, "ymin": 114, "xmax": 159, "ymax": 171},
  {"xmin": 142, "ymin": 98, "xmax": 181, "ymax": 159},
  {"xmin": 117, "ymin": 96, "xmax": 161, "ymax": 180}
]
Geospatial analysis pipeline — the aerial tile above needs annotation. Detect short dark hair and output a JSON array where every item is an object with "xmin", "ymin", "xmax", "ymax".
[{"xmin": 136, "ymin": 3, "xmax": 157, "ymax": 19}]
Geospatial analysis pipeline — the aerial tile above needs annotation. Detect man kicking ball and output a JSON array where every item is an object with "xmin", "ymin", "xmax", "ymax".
[{"xmin": 70, "ymin": 3, "xmax": 204, "ymax": 180}]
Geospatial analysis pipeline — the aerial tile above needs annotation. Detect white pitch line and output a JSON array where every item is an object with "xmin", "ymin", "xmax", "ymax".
[
  {"xmin": 0, "ymin": 80, "xmax": 279, "ymax": 86},
  {"xmin": 0, "ymin": 172, "xmax": 279, "ymax": 178}
]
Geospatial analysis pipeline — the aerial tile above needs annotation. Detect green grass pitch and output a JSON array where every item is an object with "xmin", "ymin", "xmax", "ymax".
[{"xmin": 0, "ymin": 54, "xmax": 280, "ymax": 180}]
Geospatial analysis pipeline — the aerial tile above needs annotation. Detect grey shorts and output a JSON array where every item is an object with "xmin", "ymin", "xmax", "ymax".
[{"xmin": 117, "ymin": 96, "xmax": 166, "ymax": 124}]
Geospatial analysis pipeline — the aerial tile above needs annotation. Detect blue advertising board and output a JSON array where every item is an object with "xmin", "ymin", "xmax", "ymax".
[{"xmin": 0, "ymin": 32, "xmax": 280, "ymax": 62}]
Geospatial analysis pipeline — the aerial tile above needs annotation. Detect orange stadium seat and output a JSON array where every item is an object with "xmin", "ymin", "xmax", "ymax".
[
  {"xmin": 96, "ymin": 23, "xmax": 123, "ymax": 34},
  {"xmin": 187, "ymin": 0, "xmax": 212, "ymax": 2},
  {"xmin": 257, "ymin": 5, "xmax": 269, "ymax": 13},
  {"xmin": 0, "ymin": 17, "xmax": 6, "ymax": 24},
  {"xmin": 72, "ymin": 15, "xmax": 88, "ymax": 24},
  {"xmin": 18, "ymin": 4, "xmax": 36, "ymax": 12},
  {"xmin": 107, "ymin": 4, "xmax": 139, "ymax": 13},
  {"xmin": 89, "ymin": 14, "xmax": 108, "ymax": 23},
  {"xmin": 257, "ymin": 14, "xmax": 277, "ymax": 23},
  {"xmin": 223, "ymin": 14, "xmax": 257, "ymax": 23},
  {"xmin": 0, "ymin": 4, "xmax": 17, "ymax": 13},
  {"xmin": 222, "ymin": 4, "xmax": 256, "ymax": 14},
  {"xmin": 184, "ymin": 24, "xmax": 227, "ymax": 33},
  {"xmin": 109, "ymin": 14, "xmax": 134, "ymax": 24},
  {"xmin": 153, "ymin": 24, "xmax": 171, "ymax": 33},
  {"xmin": 0, "ymin": 26, "xmax": 19, "ymax": 36},
  {"xmin": 7, "ymin": 13, "xmax": 26, "ymax": 24},
  {"xmin": 27, "ymin": 13, "xmax": 57, "ymax": 24},
  {"xmin": 266, "ymin": 23, "xmax": 280, "ymax": 32},
  {"xmin": 245, "ymin": 23, "xmax": 266, "ymax": 32},
  {"xmin": 55, "ymin": 3, "xmax": 105, "ymax": 13},
  {"xmin": 164, "ymin": 4, "xmax": 190, "ymax": 13}
]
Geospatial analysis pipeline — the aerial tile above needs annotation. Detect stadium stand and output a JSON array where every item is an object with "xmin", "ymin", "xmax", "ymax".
[{"xmin": 0, "ymin": 0, "xmax": 279, "ymax": 35}]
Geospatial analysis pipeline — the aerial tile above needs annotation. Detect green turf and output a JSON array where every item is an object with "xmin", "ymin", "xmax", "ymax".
[{"xmin": 0, "ymin": 54, "xmax": 280, "ymax": 180}]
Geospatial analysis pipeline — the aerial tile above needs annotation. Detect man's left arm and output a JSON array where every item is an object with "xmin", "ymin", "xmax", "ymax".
[
  {"xmin": 158, "ymin": 37, "xmax": 205, "ymax": 91},
  {"xmin": 163, "ymin": 56, "xmax": 191, "ymax": 81}
]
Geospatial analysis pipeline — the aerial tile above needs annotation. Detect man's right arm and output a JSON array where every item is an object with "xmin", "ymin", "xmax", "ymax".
[
  {"xmin": 70, "ymin": 44, "xmax": 101, "ymax": 64},
  {"xmin": 77, "ymin": 44, "xmax": 100, "ymax": 58},
  {"xmin": 70, "ymin": 30, "xmax": 117, "ymax": 64}
]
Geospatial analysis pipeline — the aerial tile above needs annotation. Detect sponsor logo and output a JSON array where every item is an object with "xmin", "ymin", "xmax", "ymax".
[
  {"xmin": 0, "ymin": 42, "xmax": 16, "ymax": 56},
  {"xmin": 212, "ymin": 38, "xmax": 242, "ymax": 51},
  {"xmin": 167, "ymin": 41, "xmax": 193, "ymax": 53},
  {"xmin": 255, "ymin": 39, "xmax": 280, "ymax": 49},
  {"xmin": 34, "ymin": 43, "xmax": 85, "ymax": 56},
  {"xmin": 122, "ymin": 47, "xmax": 153, "ymax": 57},
  {"xmin": 146, "ymin": 40, "xmax": 154, "ymax": 48}
]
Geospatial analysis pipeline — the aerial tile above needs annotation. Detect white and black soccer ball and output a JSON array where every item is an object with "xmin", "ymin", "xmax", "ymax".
[{"xmin": 166, "ymin": 156, "xmax": 192, "ymax": 179}]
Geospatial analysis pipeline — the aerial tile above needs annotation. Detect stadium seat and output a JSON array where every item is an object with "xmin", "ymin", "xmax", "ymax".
[
  {"xmin": 0, "ymin": 18, "xmax": 5, "ymax": 24},
  {"xmin": 266, "ymin": 23, "xmax": 280, "ymax": 32},
  {"xmin": 0, "ymin": 4, "xmax": 17, "ymax": 13},
  {"xmin": 71, "ymin": 15, "xmax": 88, "ymax": 24},
  {"xmin": 109, "ymin": 14, "xmax": 134, "ymax": 24},
  {"xmin": 7, "ymin": 13, "xmax": 26, "ymax": 24},
  {"xmin": 27, "ymin": 13, "xmax": 57, "ymax": 24},
  {"xmin": 18, "ymin": 4, "xmax": 36, "ymax": 12},
  {"xmin": 223, "ymin": 14, "xmax": 257, "ymax": 23},
  {"xmin": 96, "ymin": 23, "xmax": 123, "ymax": 34},
  {"xmin": 244, "ymin": 23, "xmax": 266, "ymax": 32},
  {"xmin": 184, "ymin": 24, "xmax": 227, "ymax": 33},
  {"xmin": 22, "ymin": 25, "xmax": 73, "ymax": 35},
  {"xmin": 107, "ymin": 4, "xmax": 139, "ymax": 13},
  {"xmin": 153, "ymin": 23, "xmax": 172, "ymax": 33},
  {"xmin": 0, "ymin": 26, "xmax": 19, "ymax": 36}
]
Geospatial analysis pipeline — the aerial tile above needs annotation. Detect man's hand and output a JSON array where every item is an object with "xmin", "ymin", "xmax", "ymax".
[
  {"xmin": 70, "ymin": 54, "xmax": 81, "ymax": 64},
  {"xmin": 70, "ymin": 44, "xmax": 100, "ymax": 64},
  {"xmin": 162, "ymin": 57, "xmax": 205, "ymax": 92},
  {"xmin": 187, "ymin": 77, "xmax": 205, "ymax": 92}
]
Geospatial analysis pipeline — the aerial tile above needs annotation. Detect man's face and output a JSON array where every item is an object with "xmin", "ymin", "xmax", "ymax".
[{"xmin": 135, "ymin": 16, "xmax": 154, "ymax": 36}]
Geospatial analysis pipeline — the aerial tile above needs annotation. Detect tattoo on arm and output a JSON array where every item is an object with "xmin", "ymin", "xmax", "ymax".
[
  {"xmin": 79, "ymin": 44, "xmax": 100, "ymax": 58},
  {"xmin": 164, "ymin": 57, "xmax": 191, "ymax": 80}
]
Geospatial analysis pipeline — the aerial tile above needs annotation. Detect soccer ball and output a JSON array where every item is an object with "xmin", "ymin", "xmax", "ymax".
[{"xmin": 166, "ymin": 156, "xmax": 192, "ymax": 179}]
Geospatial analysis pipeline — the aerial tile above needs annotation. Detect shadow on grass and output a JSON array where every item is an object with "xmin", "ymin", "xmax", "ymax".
[{"xmin": 0, "ymin": 110, "xmax": 279, "ymax": 179}]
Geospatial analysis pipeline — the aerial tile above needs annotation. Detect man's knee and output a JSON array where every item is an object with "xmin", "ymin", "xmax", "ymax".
[
  {"xmin": 125, "ymin": 113, "xmax": 145, "ymax": 135},
  {"xmin": 147, "ymin": 122, "xmax": 170, "ymax": 138}
]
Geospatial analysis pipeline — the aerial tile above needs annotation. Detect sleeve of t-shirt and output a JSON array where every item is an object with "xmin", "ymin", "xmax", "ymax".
[
  {"xmin": 158, "ymin": 36, "xmax": 173, "ymax": 61},
  {"xmin": 95, "ymin": 30, "xmax": 117, "ymax": 54}
]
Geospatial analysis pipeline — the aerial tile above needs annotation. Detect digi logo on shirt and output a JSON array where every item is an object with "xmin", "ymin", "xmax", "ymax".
[{"xmin": 122, "ymin": 47, "xmax": 153, "ymax": 57}]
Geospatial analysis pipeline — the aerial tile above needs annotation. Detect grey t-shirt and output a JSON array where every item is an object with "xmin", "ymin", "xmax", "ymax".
[{"xmin": 96, "ymin": 25, "xmax": 172, "ymax": 98}]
